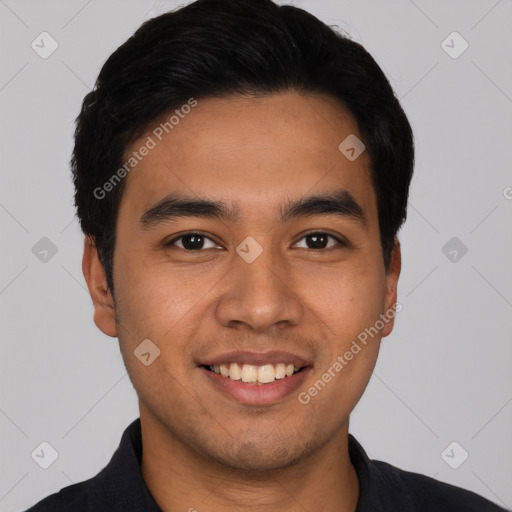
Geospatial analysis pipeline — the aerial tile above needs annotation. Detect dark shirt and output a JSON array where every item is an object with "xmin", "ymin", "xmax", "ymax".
[{"xmin": 24, "ymin": 418, "xmax": 507, "ymax": 511}]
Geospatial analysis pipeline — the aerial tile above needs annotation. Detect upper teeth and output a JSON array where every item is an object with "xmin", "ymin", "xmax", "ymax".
[{"xmin": 209, "ymin": 363, "xmax": 300, "ymax": 384}]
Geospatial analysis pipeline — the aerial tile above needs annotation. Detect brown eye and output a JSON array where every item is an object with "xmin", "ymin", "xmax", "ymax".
[
  {"xmin": 166, "ymin": 233, "xmax": 220, "ymax": 250},
  {"xmin": 294, "ymin": 232, "xmax": 346, "ymax": 250}
]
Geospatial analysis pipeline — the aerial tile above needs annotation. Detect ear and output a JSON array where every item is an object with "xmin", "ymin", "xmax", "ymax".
[
  {"xmin": 381, "ymin": 237, "xmax": 401, "ymax": 338},
  {"xmin": 82, "ymin": 236, "xmax": 117, "ymax": 338}
]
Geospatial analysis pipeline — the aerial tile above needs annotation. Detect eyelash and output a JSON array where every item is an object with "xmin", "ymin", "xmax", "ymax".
[{"xmin": 165, "ymin": 232, "xmax": 348, "ymax": 251}]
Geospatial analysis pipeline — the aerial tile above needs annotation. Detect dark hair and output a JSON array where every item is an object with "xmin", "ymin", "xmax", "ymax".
[{"xmin": 72, "ymin": 0, "xmax": 414, "ymax": 294}]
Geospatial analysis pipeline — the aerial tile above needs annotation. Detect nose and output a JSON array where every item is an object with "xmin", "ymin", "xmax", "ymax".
[{"xmin": 215, "ymin": 245, "xmax": 304, "ymax": 333}]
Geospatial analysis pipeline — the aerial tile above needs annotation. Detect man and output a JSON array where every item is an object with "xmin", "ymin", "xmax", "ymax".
[{"xmin": 25, "ymin": 0, "xmax": 507, "ymax": 510}]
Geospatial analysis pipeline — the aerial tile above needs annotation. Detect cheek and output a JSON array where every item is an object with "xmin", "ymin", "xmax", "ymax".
[
  {"xmin": 112, "ymin": 258, "xmax": 200, "ymax": 402},
  {"xmin": 312, "ymin": 263, "xmax": 386, "ymax": 328},
  {"xmin": 113, "ymin": 250, "xmax": 211, "ymax": 337},
  {"xmin": 307, "ymin": 263, "xmax": 386, "ymax": 386},
  {"xmin": 112, "ymin": 252, "xmax": 222, "ymax": 394}
]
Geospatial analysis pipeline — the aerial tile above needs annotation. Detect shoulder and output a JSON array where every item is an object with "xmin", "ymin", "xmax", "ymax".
[
  {"xmin": 23, "ymin": 480, "xmax": 92, "ymax": 512},
  {"xmin": 373, "ymin": 460, "xmax": 507, "ymax": 512},
  {"xmin": 23, "ymin": 418, "xmax": 159, "ymax": 512},
  {"xmin": 348, "ymin": 435, "xmax": 506, "ymax": 512}
]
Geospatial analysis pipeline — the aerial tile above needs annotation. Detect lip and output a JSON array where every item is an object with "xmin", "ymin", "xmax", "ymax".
[
  {"xmin": 199, "ymin": 350, "xmax": 312, "ymax": 368},
  {"xmin": 199, "ymin": 365, "xmax": 313, "ymax": 405}
]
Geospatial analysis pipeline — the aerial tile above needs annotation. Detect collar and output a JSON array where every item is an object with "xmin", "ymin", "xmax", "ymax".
[
  {"xmin": 97, "ymin": 418, "xmax": 414, "ymax": 512},
  {"xmin": 90, "ymin": 418, "xmax": 162, "ymax": 511},
  {"xmin": 349, "ymin": 434, "xmax": 415, "ymax": 511}
]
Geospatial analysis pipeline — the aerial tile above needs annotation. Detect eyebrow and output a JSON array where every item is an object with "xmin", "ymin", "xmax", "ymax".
[{"xmin": 139, "ymin": 189, "xmax": 367, "ymax": 229}]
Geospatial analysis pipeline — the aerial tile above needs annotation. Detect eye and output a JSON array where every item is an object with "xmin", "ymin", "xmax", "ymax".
[
  {"xmin": 293, "ymin": 232, "xmax": 347, "ymax": 250},
  {"xmin": 165, "ymin": 231, "xmax": 347, "ymax": 252},
  {"xmin": 165, "ymin": 233, "xmax": 221, "ymax": 251}
]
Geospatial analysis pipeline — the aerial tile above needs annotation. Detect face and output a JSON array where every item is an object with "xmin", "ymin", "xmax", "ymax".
[{"xmin": 84, "ymin": 91, "xmax": 400, "ymax": 472}]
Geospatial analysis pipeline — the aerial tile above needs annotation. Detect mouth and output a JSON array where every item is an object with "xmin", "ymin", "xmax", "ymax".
[
  {"xmin": 202, "ymin": 362, "xmax": 305, "ymax": 385},
  {"xmin": 198, "ymin": 351, "xmax": 313, "ymax": 405}
]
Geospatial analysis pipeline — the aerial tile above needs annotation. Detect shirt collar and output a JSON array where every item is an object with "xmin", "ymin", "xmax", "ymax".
[
  {"xmin": 349, "ymin": 434, "xmax": 415, "ymax": 511},
  {"xmin": 98, "ymin": 418, "xmax": 413, "ymax": 512},
  {"xmin": 92, "ymin": 418, "xmax": 162, "ymax": 511}
]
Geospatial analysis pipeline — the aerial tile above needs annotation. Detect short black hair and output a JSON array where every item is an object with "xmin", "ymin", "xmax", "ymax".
[{"xmin": 72, "ymin": 0, "xmax": 414, "ymax": 294}]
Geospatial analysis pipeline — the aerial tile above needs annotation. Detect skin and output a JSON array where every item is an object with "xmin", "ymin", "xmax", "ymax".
[{"xmin": 83, "ymin": 90, "xmax": 401, "ymax": 512}]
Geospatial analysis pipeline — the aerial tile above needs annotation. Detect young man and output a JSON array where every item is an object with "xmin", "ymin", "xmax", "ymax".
[{"xmin": 26, "ymin": 0, "xmax": 506, "ymax": 510}]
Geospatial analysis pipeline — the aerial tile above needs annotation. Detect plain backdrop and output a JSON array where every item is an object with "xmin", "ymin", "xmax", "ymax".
[{"xmin": 1, "ymin": 0, "xmax": 511, "ymax": 510}]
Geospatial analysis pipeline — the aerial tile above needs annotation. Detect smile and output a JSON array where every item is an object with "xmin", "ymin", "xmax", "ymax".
[
  {"xmin": 204, "ymin": 363, "xmax": 303, "ymax": 385},
  {"xmin": 199, "ymin": 350, "xmax": 312, "ymax": 404}
]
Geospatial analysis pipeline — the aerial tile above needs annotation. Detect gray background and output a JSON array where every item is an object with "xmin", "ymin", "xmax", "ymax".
[{"xmin": 1, "ymin": 0, "xmax": 511, "ymax": 510}]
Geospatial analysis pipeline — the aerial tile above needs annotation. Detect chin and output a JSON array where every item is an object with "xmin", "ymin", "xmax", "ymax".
[{"xmin": 201, "ymin": 432, "xmax": 317, "ymax": 474}]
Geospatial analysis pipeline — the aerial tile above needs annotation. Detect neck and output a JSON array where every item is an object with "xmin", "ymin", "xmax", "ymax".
[{"xmin": 139, "ymin": 408, "xmax": 359, "ymax": 512}]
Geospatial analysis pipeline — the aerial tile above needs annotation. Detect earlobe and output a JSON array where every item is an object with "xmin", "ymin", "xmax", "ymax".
[
  {"xmin": 82, "ymin": 236, "xmax": 118, "ymax": 338},
  {"xmin": 382, "ymin": 237, "xmax": 402, "ymax": 338}
]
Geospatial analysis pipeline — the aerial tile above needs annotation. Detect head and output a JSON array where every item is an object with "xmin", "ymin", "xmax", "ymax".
[{"xmin": 78, "ymin": 0, "xmax": 413, "ymax": 472}]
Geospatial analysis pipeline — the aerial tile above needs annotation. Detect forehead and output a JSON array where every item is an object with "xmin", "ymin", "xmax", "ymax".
[{"xmin": 118, "ymin": 91, "xmax": 377, "ymax": 225}]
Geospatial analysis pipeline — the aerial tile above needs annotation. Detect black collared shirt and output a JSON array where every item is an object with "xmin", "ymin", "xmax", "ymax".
[{"xmin": 25, "ymin": 418, "xmax": 507, "ymax": 511}]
